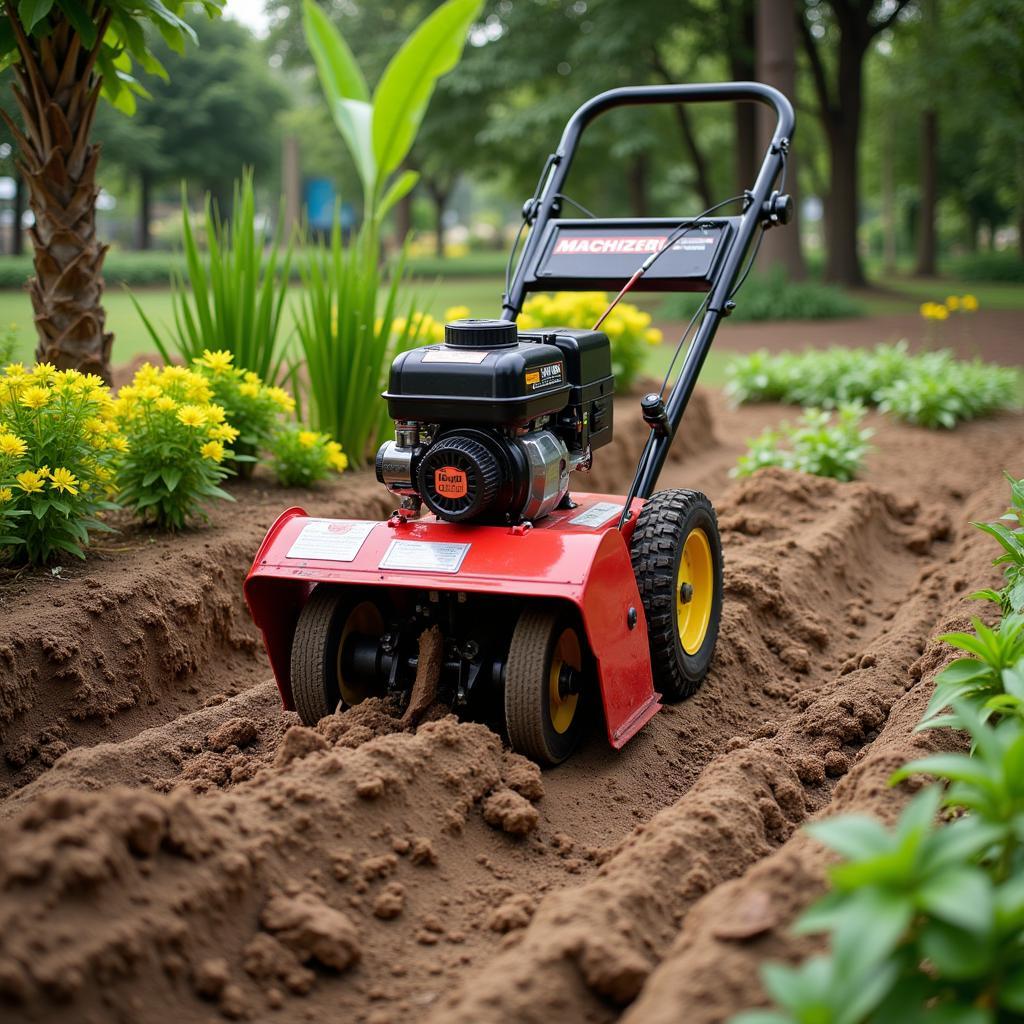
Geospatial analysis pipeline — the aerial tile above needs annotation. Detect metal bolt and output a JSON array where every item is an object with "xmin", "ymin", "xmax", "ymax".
[
  {"xmin": 627, "ymin": 606, "xmax": 637, "ymax": 630},
  {"xmin": 679, "ymin": 582, "xmax": 694, "ymax": 604}
]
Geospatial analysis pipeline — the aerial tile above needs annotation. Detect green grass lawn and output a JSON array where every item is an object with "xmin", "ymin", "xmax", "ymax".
[{"xmin": 2, "ymin": 270, "xmax": 1019, "ymax": 383}]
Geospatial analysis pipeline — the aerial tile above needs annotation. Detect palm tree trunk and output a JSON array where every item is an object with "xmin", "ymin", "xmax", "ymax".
[{"xmin": 1, "ymin": 10, "xmax": 113, "ymax": 381}]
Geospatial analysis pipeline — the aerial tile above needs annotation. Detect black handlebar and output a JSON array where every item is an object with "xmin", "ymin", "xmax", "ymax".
[{"xmin": 499, "ymin": 81, "xmax": 796, "ymax": 509}]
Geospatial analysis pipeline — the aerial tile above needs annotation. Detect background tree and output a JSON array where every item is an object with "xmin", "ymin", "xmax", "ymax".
[
  {"xmin": 96, "ymin": 16, "xmax": 288, "ymax": 248},
  {"xmin": 0, "ymin": 0, "xmax": 224, "ymax": 380}
]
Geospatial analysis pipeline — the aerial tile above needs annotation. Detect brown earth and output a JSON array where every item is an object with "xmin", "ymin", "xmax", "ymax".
[{"xmin": 1, "ymin": 386, "xmax": 1023, "ymax": 1024}]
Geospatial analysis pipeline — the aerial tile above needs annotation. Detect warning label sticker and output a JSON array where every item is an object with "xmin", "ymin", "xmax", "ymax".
[
  {"xmin": 568, "ymin": 501, "xmax": 623, "ymax": 528},
  {"xmin": 286, "ymin": 519, "xmax": 376, "ymax": 562},
  {"xmin": 379, "ymin": 540, "xmax": 471, "ymax": 574},
  {"xmin": 527, "ymin": 362, "xmax": 564, "ymax": 390}
]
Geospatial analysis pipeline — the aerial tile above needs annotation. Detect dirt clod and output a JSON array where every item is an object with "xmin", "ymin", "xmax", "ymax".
[
  {"xmin": 260, "ymin": 893, "xmax": 361, "ymax": 972},
  {"xmin": 481, "ymin": 788, "xmax": 540, "ymax": 835}
]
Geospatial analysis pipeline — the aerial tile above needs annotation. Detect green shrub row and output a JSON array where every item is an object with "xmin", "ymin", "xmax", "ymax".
[
  {"xmin": 943, "ymin": 251, "xmax": 1024, "ymax": 283},
  {"xmin": 660, "ymin": 267, "xmax": 865, "ymax": 323},
  {"xmin": 733, "ymin": 472, "xmax": 1024, "ymax": 1024},
  {"xmin": 726, "ymin": 342, "xmax": 1021, "ymax": 429}
]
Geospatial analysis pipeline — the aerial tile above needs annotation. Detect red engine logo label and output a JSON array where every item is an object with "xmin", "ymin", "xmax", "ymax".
[
  {"xmin": 553, "ymin": 235, "xmax": 667, "ymax": 255},
  {"xmin": 434, "ymin": 466, "xmax": 468, "ymax": 499}
]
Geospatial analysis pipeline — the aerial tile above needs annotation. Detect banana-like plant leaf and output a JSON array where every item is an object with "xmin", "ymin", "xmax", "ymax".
[{"xmin": 378, "ymin": 170, "xmax": 420, "ymax": 221}]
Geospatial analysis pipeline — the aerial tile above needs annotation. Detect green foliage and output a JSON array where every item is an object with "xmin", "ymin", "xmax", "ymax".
[
  {"xmin": 0, "ymin": 323, "xmax": 15, "ymax": 364},
  {"xmin": 1, "ymin": 0, "xmax": 225, "ymax": 116},
  {"xmin": 133, "ymin": 172, "xmax": 293, "ymax": 384},
  {"xmin": 302, "ymin": 0, "xmax": 481, "ymax": 230},
  {"xmin": 726, "ymin": 344, "xmax": 1021, "ymax": 429},
  {"xmin": 292, "ymin": 222, "xmax": 425, "ymax": 468},
  {"xmin": 267, "ymin": 425, "xmax": 348, "ymax": 488},
  {"xmin": 190, "ymin": 349, "xmax": 296, "ymax": 474},
  {"xmin": 0, "ymin": 364, "xmax": 120, "ymax": 564},
  {"xmin": 945, "ymin": 252, "xmax": 1024, "ymax": 284},
  {"xmin": 113, "ymin": 363, "xmax": 234, "ymax": 530},
  {"xmin": 661, "ymin": 269, "xmax": 864, "ymax": 323},
  {"xmin": 972, "ymin": 473, "xmax": 1024, "ymax": 617},
  {"xmin": 733, "ymin": 404, "xmax": 873, "ymax": 483}
]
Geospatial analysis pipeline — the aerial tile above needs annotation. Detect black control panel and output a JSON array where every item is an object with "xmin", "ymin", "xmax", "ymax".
[{"xmin": 524, "ymin": 217, "xmax": 736, "ymax": 293}]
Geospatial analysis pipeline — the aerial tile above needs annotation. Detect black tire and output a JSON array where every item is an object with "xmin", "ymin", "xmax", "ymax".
[
  {"xmin": 290, "ymin": 586, "xmax": 388, "ymax": 726},
  {"xmin": 504, "ymin": 607, "xmax": 588, "ymax": 767},
  {"xmin": 630, "ymin": 488, "xmax": 723, "ymax": 701}
]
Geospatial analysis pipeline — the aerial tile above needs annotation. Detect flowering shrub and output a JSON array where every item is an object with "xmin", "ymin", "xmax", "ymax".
[
  {"xmin": 920, "ymin": 293, "xmax": 979, "ymax": 320},
  {"xmin": 113, "ymin": 364, "xmax": 235, "ymax": 529},
  {"xmin": 0, "ymin": 362, "xmax": 122, "ymax": 564},
  {"xmin": 267, "ymin": 425, "xmax": 349, "ymax": 488},
  {"xmin": 517, "ymin": 292, "xmax": 661, "ymax": 392},
  {"xmin": 191, "ymin": 350, "xmax": 295, "ymax": 476}
]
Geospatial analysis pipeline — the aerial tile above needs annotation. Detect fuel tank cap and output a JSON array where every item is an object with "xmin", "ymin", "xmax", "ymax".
[{"xmin": 444, "ymin": 318, "xmax": 518, "ymax": 349}]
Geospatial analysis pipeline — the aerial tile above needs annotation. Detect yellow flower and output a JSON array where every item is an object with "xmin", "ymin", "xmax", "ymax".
[
  {"xmin": 298, "ymin": 430, "xmax": 319, "ymax": 449},
  {"xmin": 328, "ymin": 450, "xmax": 349, "ymax": 472},
  {"xmin": 961, "ymin": 294, "xmax": 979, "ymax": 312},
  {"xmin": 238, "ymin": 382, "xmax": 260, "ymax": 399},
  {"xmin": 109, "ymin": 435, "xmax": 130, "ymax": 453},
  {"xmin": 945, "ymin": 295, "xmax": 960, "ymax": 311},
  {"xmin": 0, "ymin": 432, "xmax": 27, "ymax": 457},
  {"xmin": 0, "ymin": 486, "xmax": 12, "ymax": 503},
  {"xmin": 156, "ymin": 396, "xmax": 178, "ymax": 412},
  {"xmin": 15, "ymin": 469, "xmax": 45, "ymax": 494},
  {"xmin": 266, "ymin": 387, "xmax": 295, "ymax": 413},
  {"xmin": 31, "ymin": 363, "xmax": 57, "ymax": 384},
  {"xmin": 445, "ymin": 305, "xmax": 471, "ymax": 322},
  {"xmin": 208, "ymin": 423, "xmax": 239, "ymax": 443},
  {"xmin": 177, "ymin": 405, "xmax": 208, "ymax": 428},
  {"xmin": 139, "ymin": 384, "xmax": 162, "ymax": 402},
  {"xmin": 243, "ymin": 371, "xmax": 261, "ymax": 386},
  {"xmin": 200, "ymin": 440, "xmax": 225, "ymax": 462},
  {"xmin": 20, "ymin": 385, "xmax": 51, "ymax": 410},
  {"xmin": 195, "ymin": 350, "xmax": 235, "ymax": 374},
  {"xmin": 134, "ymin": 364, "xmax": 161, "ymax": 386},
  {"xmin": 49, "ymin": 467, "xmax": 79, "ymax": 495},
  {"xmin": 206, "ymin": 404, "xmax": 226, "ymax": 424},
  {"xmin": 932, "ymin": 304, "xmax": 949, "ymax": 321},
  {"xmin": 644, "ymin": 327, "xmax": 663, "ymax": 346},
  {"xmin": 3, "ymin": 362, "xmax": 26, "ymax": 378}
]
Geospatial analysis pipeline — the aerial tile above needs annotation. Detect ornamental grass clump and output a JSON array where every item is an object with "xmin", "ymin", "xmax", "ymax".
[
  {"xmin": 191, "ymin": 349, "xmax": 296, "ymax": 476},
  {"xmin": 0, "ymin": 362, "xmax": 122, "ymax": 564},
  {"xmin": 113, "ymin": 364, "xmax": 235, "ymax": 529},
  {"xmin": 517, "ymin": 292, "xmax": 662, "ymax": 393},
  {"xmin": 268, "ymin": 425, "xmax": 349, "ymax": 488}
]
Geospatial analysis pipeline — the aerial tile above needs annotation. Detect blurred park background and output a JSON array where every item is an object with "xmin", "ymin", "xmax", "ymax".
[{"xmin": 0, "ymin": 0, "xmax": 1021, "ymax": 380}]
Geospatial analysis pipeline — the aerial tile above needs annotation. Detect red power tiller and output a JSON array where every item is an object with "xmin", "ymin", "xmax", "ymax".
[{"xmin": 245, "ymin": 83, "xmax": 795, "ymax": 765}]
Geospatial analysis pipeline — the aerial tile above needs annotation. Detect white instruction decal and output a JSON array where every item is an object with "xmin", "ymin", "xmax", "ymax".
[
  {"xmin": 422, "ymin": 348, "xmax": 489, "ymax": 364},
  {"xmin": 286, "ymin": 520, "xmax": 376, "ymax": 562},
  {"xmin": 569, "ymin": 501, "xmax": 623, "ymax": 528},
  {"xmin": 379, "ymin": 539, "xmax": 471, "ymax": 574}
]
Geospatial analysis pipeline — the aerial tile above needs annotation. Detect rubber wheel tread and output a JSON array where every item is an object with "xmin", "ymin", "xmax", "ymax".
[
  {"xmin": 504, "ymin": 608, "xmax": 582, "ymax": 767},
  {"xmin": 290, "ymin": 585, "xmax": 344, "ymax": 726},
  {"xmin": 630, "ymin": 489, "xmax": 723, "ymax": 702}
]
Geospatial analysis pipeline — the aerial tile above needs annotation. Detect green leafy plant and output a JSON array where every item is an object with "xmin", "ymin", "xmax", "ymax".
[
  {"xmin": 725, "ymin": 345, "xmax": 1021, "ymax": 429},
  {"xmin": 295, "ymin": 0, "xmax": 481, "ymax": 465},
  {"xmin": 735, "ymin": 706, "xmax": 1024, "ymax": 1024},
  {"xmin": 0, "ymin": 324, "xmax": 16, "ymax": 366},
  {"xmin": 190, "ymin": 349, "xmax": 296, "ymax": 477},
  {"xmin": 113, "ymin": 363, "xmax": 235, "ymax": 529},
  {"xmin": 133, "ymin": 171, "xmax": 293, "ymax": 384},
  {"xmin": 268, "ymin": 425, "xmax": 349, "ymax": 488},
  {"xmin": 733, "ymin": 404, "xmax": 873, "ymax": 482},
  {"xmin": 0, "ymin": 363, "xmax": 121, "ymax": 564},
  {"xmin": 972, "ymin": 473, "xmax": 1024, "ymax": 617},
  {"xmin": 662, "ymin": 268, "xmax": 864, "ymax": 323}
]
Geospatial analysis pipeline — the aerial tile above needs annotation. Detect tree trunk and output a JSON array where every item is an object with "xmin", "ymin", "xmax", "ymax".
[
  {"xmin": 822, "ymin": 31, "xmax": 867, "ymax": 286},
  {"xmin": 627, "ymin": 154, "xmax": 649, "ymax": 217},
  {"xmin": 1, "ymin": 11, "xmax": 113, "ymax": 381},
  {"xmin": 913, "ymin": 108, "xmax": 938, "ymax": 276},
  {"xmin": 881, "ymin": 118, "xmax": 897, "ymax": 275},
  {"xmin": 427, "ymin": 183, "xmax": 450, "ymax": 259},
  {"xmin": 11, "ymin": 170, "xmax": 23, "ymax": 256},
  {"xmin": 755, "ymin": 0, "xmax": 806, "ymax": 280},
  {"xmin": 673, "ymin": 104, "xmax": 714, "ymax": 210},
  {"xmin": 730, "ymin": 1, "xmax": 758, "ymax": 198},
  {"xmin": 137, "ymin": 170, "xmax": 152, "ymax": 251}
]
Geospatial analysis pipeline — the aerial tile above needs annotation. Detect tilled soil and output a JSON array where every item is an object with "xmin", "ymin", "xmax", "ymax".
[{"xmin": 1, "ymin": 388, "xmax": 1022, "ymax": 1024}]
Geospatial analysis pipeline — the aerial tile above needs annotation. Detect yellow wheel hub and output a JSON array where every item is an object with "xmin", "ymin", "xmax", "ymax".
[
  {"xmin": 676, "ymin": 527, "xmax": 714, "ymax": 655},
  {"xmin": 548, "ymin": 628, "xmax": 581, "ymax": 735},
  {"xmin": 336, "ymin": 600, "xmax": 384, "ymax": 706}
]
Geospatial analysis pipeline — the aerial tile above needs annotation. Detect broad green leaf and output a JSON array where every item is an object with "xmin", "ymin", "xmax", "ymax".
[
  {"xmin": 891, "ymin": 754, "xmax": 991, "ymax": 788},
  {"xmin": 18, "ymin": 0, "xmax": 54, "ymax": 32},
  {"xmin": 804, "ymin": 814, "xmax": 892, "ymax": 860},
  {"xmin": 303, "ymin": 0, "xmax": 375, "ymax": 193},
  {"xmin": 378, "ymin": 170, "xmax": 420, "ymax": 221},
  {"xmin": 372, "ymin": 0, "xmax": 481, "ymax": 179},
  {"xmin": 916, "ymin": 867, "xmax": 993, "ymax": 932}
]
